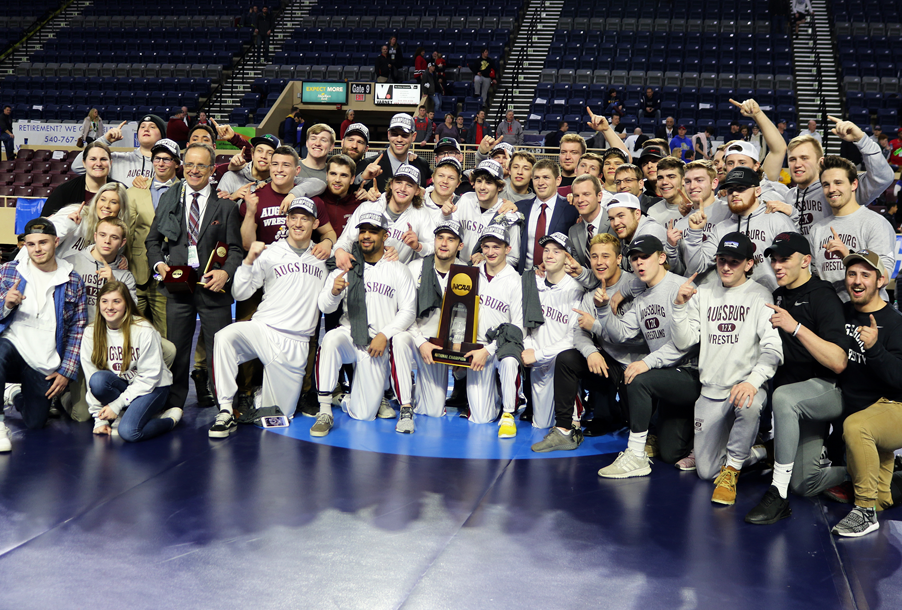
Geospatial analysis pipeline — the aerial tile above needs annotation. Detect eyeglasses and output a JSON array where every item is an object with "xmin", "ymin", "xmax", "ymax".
[
  {"xmin": 614, "ymin": 178, "xmax": 638, "ymax": 186},
  {"xmin": 184, "ymin": 163, "xmax": 212, "ymax": 171},
  {"xmin": 152, "ymin": 156, "xmax": 175, "ymax": 164}
]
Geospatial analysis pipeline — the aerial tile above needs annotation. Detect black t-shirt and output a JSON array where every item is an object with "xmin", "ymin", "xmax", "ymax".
[
  {"xmin": 560, "ymin": 175, "xmax": 575, "ymax": 188},
  {"xmin": 773, "ymin": 276, "xmax": 850, "ymax": 388},
  {"xmin": 839, "ymin": 302, "xmax": 902, "ymax": 413}
]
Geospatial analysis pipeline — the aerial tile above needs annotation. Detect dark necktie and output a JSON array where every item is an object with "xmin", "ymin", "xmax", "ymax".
[
  {"xmin": 534, "ymin": 203, "xmax": 548, "ymax": 266},
  {"xmin": 188, "ymin": 192, "xmax": 200, "ymax": 246}
]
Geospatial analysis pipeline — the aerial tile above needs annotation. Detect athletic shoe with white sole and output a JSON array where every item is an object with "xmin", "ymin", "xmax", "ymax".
[
  {"xmin": 598, "ymin": 450, "xmax": 652, "ymax": 478},
  {"xmin": 160, "ymin": 407, "xmax": 183, "ymax": 427},
  {"xmin": 832, "ymin": 506, "xmax": 879, "ymax": 537},
  {"xmin": 712, "ymin": 466, "xmax": 740, "ymax": 505},
  {"xmin": 208, "ymin": 410, "xmax": 237, "ymax": 438},
  {"xmin": 395, "ymin": 406, "xmax": 415, "ymax": 434},
  {"xmin": 377, "ymin": 397, "xmax": 396, "ymax": 419},
  {"xmin": 0, "ymin": 421, "xmax": 11, "ymax": 452},
  {"xmin": 531, "ymin": 427, "xmax": 583, "ymax": 452},
  {"xmin": 310, "ymin": 412, "xmax": 333, "ymax": 437},
  {"xmin": 498, "ymin": 413, "xmax": 517, "ymax": 438},
  {"xmin": 3, "ymin": 384, "xmax": 20, "ymax": 407},
  {"xmin": 675, "ymin": 451, "xmax": 696, "ymax": 471}
]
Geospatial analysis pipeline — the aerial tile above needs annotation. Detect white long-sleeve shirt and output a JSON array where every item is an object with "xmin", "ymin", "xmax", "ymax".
[
  {"xmin": 318, "ymin": 257, "xmax": 416, "ymax": 342},
  {"xmin": 406, "ymin": 257, "xmax": 447, "ymax": 348},
  {"xmin": 672, "ymin": 279, "xmax": 783, "ymax": 399},
  {"xmin": 80, "ymin": 319, "xmax": 173, "ymax": 418},
  {"xmin": 524, "ymin": 274, "xmax": 583, "ymax": 366},
  {"xmin": 475, "ymin": 262, "xmax": 524, "ymax": 356},
  {"xmin": 335, "ymin": 199, "xmax": 437, "ymax": 264},
  {"xmin": 232, "ymin": 240, "xmax": 329, "ymax": 338}
]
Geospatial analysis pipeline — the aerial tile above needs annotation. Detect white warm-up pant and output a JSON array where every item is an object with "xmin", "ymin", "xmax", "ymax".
[
  {"xmin": 317, "ymin": 326, "xmax": 390, "ymax": 421},
  {"xmin": 213, "ymin": 320, "xmax": 309, "ymax": 416},
  {"xmin": 390, "ymin": 331, "xmax": 449, "ymax": 417},
  {"xmin": 529, "ymin": 358, "xmax": 557, "ymax": 429},
  {"xmin": 466, "ymin": 353, "xmax": 520, "ymax": 424}
]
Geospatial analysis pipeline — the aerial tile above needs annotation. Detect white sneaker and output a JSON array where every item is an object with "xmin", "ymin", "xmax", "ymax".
[
  {"xmin": 0, "ymin": 421, "xmax": 10, "ymax": 452},
  {"xmin": 598, "ymin": 450, "xmax": 652, "ymax": 479},
  {"xmin": 3, "ymin": 384, "xmax": 20, "ymax": 407},
  {"xmin": 160, "ymin": 407, "xmax": 182, "ymax": 426}
]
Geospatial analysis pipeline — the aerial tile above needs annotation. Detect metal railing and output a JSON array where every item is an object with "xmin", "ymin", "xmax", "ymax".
[
  {"xmin": 0, "ymin": 0, "xmax": 76, "ymax": 67},
  {"xmin": 490, "ymin": 0, "xmax": 545, "ymax": 124},
  {"xmin": 814, "ymin": 3, "xmax": 831, "ymax": 151}
]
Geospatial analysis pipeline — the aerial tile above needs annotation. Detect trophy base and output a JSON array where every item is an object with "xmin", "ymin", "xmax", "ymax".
[{"xmin": 429, "ymin": 340, "xmax": 483, "ymax": 368}]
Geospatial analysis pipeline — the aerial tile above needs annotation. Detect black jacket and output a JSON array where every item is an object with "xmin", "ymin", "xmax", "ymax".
[
  {"xmin": 375, "ymin": 54, "xmax": 392, "ymax": 79},
  {"xmin": 373, "ymin": 150, "xmax": 431, "ymax": 191},
  {"xmin": 41, "ymin": 174, "xmax": 121, "ymax": 217},
  {"xmin": 839, "ymin": 302, "xmax": 902, "ymax": 414}
]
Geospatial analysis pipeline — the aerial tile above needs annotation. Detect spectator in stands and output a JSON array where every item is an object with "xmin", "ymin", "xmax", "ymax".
[
  {"xmin": 639, "ymin": 87, "xmax": 662, "ymax": 121},
  {"xmin": 729, "ymin": 121, "xmax": 742, "ymax": 139},
  {"xmin": 749, "ymin": 125, "xmax": 765, "ymax": 158},
  {"xmin": 255, "ymin": 5, "xmax": 274, "ymax": 63},
  {"xmin": 244, "ymin": 5, "xmax": 258, "ymax": 28},
  {"xmin": 456, "ymin": 115, "xmax": 468, "ymax": 143},
  {"xmin": 792, "ymin": 0, "xmax": 812, "ymax": 36},
  {"xmin": 591, "ymin": 115, "xmax": 626, "ymax": 148},
  {"xmin": 470, "ymin": 47, "xmax": 498, "ymax": 106},
  {"xmin": 195, "ymin": 112, "xmax": 210, "ymax": 127},
  {"xmin": 801, "ymin": 120, "xmax": 822, "ymax": 145},
  {"xmin": 466, "ymin": 109, "xmax": 493, "ymax": 146},
  {"xmin": 545, "ymin": 121, "xmax": 568, "ymax": 150},
  {"xmin": 413, "ymin": 47, "xmax": 428, "ymax": 81},
  {"xmin": 496, "ymin": 109, "xmax": 523, "ymax": 146},
  {"xmin": 167, "ymin": 109, "xmax": 191, "ymax": 149},
  {"xmin": 878, "ymin": 134, "xmax": 891, "ymax": 160},
  {"xmin": 375, "ymin": 45, "xmax": 392, "ymax": 83},
  {"xmin": 434, "ymin": 113, "xmax": 459, "ymax": 142},
  {"xmin": 669, "ymin": 125, "xmax": 693, "ymax": 161},
  {"xmin": 882, "ymin": 202, "xmax": 900, "ymax": 232},
  {"xmin": 387, "ymin": 36, "xmax": 404, "ymax": 83},
  {"xmin": 283, "ymin": 107, "xmax": 304, "ymax": 151},
  {"xmin": 604, "ymin": 89, "xmax": 625, "ymax": 118},
  {"xmin": 740, "ymin": 125, "xmax": 751, "ymax": 140},
  {"xmin": 1, "ymin": 105, "xmax": 14, "ymax": 161},
  {"xmin": 624, "ymin": 128, "xmax": 649, "ymax": 158},
  {"xmin": 655, "ymin": 116, "xmax": 676, "ymax": 142},
  {"xmin": 870, "ymin": 125, "xmax": 883, "ymax": 144},
  {"xmin": 413, "ymin": 106, "xmax": 434, "ymax": 144},
  {"xmin": 776, "ymin": 119, "xmax": 791, "ymax": 144},
  {"xmin": 887, "ymin": 128, "xmax": 902, "ymax": 168},
  {"xmin": 693, "ymin": 126, "xmax": 716, "ymax": 160},
  {"xmin": 421, "ymin": 63, "xmax": 441, "ymax": 112},
  {"xmin": 80, "ymin": 109, "xmax": 104, "ymax": 146},
  {"xmin": 340, "ymin": 110, "xmax": 356, "ymax": 139},
  {"xmin": 433, "ymin": 51, "xmax": 449, "ymax": 96},
  {"xmin": 71, "ymin": 114, "xmax": 165, "ymax": 188},
  {"xmin": 42, "ymin": 141, "xmax": 117, "ymax": 217}
]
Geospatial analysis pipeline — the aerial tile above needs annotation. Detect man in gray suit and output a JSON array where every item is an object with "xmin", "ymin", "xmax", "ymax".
[{"xmin": 146, "ymin": 143, "xmax": 244, "ymax": 411}]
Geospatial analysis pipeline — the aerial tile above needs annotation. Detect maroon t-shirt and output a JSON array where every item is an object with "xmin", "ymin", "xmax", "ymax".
[
  {"xmin": 238, "ymin": 183, "xmax": 329, "ymax": 244},
  {"xmin": 313, "ymin": 190, "xmax": 365, "ymax": 238}
]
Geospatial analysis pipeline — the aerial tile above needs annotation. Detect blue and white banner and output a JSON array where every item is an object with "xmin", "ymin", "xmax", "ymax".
[
  {"xmin": 13, "ymin": 121, "xmax": 138, "ymax": 150},
  {"xmin": 894, "ymin": 234, "xmax": 901, "ymax": 279}
]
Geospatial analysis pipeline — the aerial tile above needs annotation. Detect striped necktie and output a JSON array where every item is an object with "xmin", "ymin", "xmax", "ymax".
[{"xmin": 188, "ymin": 192, "xmax": 200, "ymax": 246}]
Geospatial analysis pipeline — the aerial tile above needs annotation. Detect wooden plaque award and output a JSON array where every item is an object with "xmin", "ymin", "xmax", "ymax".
[
  {"xmin": 197, "ymin": 242, "xmax": 229, "ymax": 293},
  {"xmin": 162, "ymin": 266, "xmax": 197, "ymax": 294},
  {"xmin": 428, "ymin": 264, "xmax": 482, "ymax": 367}
]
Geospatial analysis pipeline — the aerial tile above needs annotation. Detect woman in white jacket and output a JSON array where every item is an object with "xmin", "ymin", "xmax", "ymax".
[
  {"xmin": 81, "ymin": 281, "xmax": 177, "ymax": 440},
  {"xmin": 80, "ymin": 108, "xmax": 104, "ymax": 145}
]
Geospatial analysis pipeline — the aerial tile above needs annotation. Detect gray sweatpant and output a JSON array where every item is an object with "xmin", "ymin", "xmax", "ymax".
[
  {"xmin": 694, "ymin": 390, "xmax": 765, "ymax": 480},
  {"xmin": 772, "ymin": 377, "xmax": 847, "ymax": 496}
]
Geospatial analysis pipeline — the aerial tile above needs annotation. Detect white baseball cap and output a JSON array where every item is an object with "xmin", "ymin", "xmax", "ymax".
[{"xmin": 606, "ymin": 193, "xmax": 642, "ymax": 211}]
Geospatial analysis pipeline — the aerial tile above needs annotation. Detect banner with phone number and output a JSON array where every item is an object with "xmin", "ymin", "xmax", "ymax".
[
  {"xmin": 894, "ymin": 234, "xmax": 901, "ymax": 279},
  {"xmin": 13, "ymin": 121, "xmax": 138, "ymax": 150}
]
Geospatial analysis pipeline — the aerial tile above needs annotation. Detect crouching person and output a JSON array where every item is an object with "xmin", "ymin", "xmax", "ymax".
[{"xmin": 81, "ymin": 281, "xmax": 177, "ymax": 441}]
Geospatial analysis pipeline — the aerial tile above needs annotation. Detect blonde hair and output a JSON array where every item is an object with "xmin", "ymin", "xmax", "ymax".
[
  {"xmin": 787, "ymin": 134, "xmax": 824, "ymax": 158},
  {"xmin": 306, "ymin": 123, "xmax": 336, "ymax": 146},
  {"xmin": 685, "ymin": 160, "xmax": 717, "ymax": 180},
  {"xmin": 573, "ymin": 173, "xmax": 602, "ymax": 194},
  {"xmin": 589, "ymin": 232, "xmax": 621, "ymax": 256},
  {"xmin": 560, "ymin": 133, "xmax": 587, "ymax": 154},
  {"xmin": 80, "ymin": 183, "xmax": 131, "ymax": 247}
]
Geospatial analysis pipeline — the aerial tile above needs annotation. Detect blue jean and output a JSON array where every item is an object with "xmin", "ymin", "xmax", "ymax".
[
  {"xmin": 0, "ymin": 132, "xmax": 14, "ymax": 159},
  {"xmin": 0, "ymin": 338, "xmax": 54, "ymax": 429},
  {"xmin": 433, "ymin": 94, "xmax": 442, "ymax": 112},
  {"xmin": 89, "ymin": 371, "xmax": 172, "ymax": 442}
]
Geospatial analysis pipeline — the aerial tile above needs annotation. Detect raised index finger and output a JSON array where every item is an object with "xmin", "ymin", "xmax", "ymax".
[
  {"xmin": 374, "ymin": 153, "xmax": 384, "ymax": 164},
  {"xmin": 12, "ymin": 278, "xmax": 20, "ymax": 289},
  {"xmin": 728, "ymin": 99, "xmax": 742, "ymax": 109},
  {"xmin": 685, "ymin": 272, "xmax": 698, "ymax": 284},
  {"xmin": 118, "ymin": 120, "xmax": 127, "ymax": 129},
  {"xmin": 586, "ymin": 106, "xmax": 596, "ymax": 119},
  {"xmin": 572, "ymin": 308, "xmax": 587, "ymax": 315},
  {"xmin": 826, "ymin": 115, "xmax": 841, "ymax": 124}
]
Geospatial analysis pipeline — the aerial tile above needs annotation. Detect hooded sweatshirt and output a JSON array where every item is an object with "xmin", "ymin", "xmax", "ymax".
[{"xmin": 71, "ymin": 135, "xmax": 153, "ymax": 188}]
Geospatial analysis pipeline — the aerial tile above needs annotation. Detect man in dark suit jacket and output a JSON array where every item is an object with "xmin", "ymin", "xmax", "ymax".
[
  {"xmin": 372, "ymin": 113, "xmax": 431, "ymax": 191},
  {"xmin": 516, "ymin": 159, "xmax": 579, "ymax": 273},
  {"xmin": 655, "ymin": 116, "xmax": 676, "ymax": 142},
  {"xmin": 146, "ymin": 143, "xmax": 244, "ymax": 410}
]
